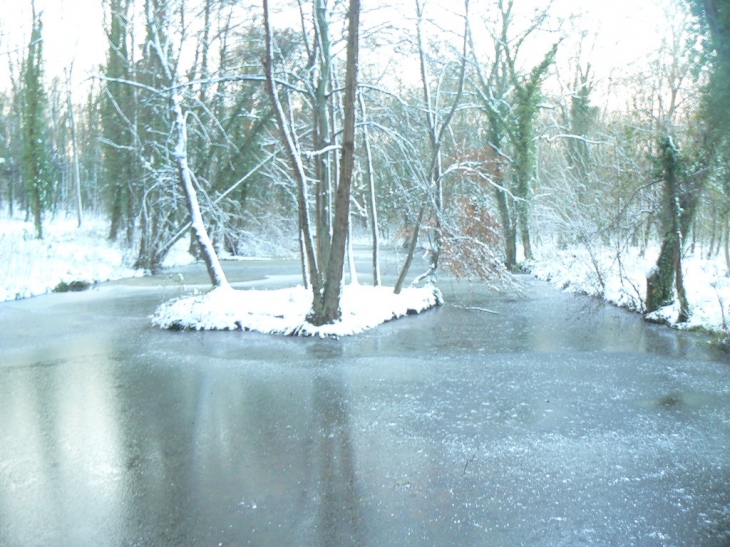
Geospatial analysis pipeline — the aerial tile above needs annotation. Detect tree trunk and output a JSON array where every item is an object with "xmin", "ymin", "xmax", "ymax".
[
  {"xmin": 263, "ymin": 0, "xmax": 322, "ymax": 306},
  {"xmin": 495, "ymin": 185, "xmax": 517, "ymax": 269},
  {"xmin": 347, "ymin": 215, "xmax": 358, "ymax": 285},
  {"xmin": 145, "ymin": 0, "xmax": 228, "ymax": 288},
  {"xmin": 518, "ymin": 204, "xmax": 533, "ymax": 261},
  {"xmin": 359, "ymin": 94, "xmax": 381, "ymax": 286},
  {"xmin": 135, "ymin": 208, "xmax": 148, "ymax": 270},
  {"xmin": 299, "ymin": 217, "xmax": 310, "ymax": 289},
  {"xmin": 67, "ymin": 84, "xmax": 83, "ymax": 228},
  {"xmin": 108, "ymin": 181, "xmax": 122, "ymax": 241},
  {"xmin": 707, "ymin": 206, "xmax": 717, "ymax": 259},
  {"xmin": 7, "ymin": 173, "xmax": 14, "ymax": 217},
  {"xmin": 646, "ymin": 137, "xmax": 681, "ymax": 315},
  {"xmin": 646, "ymin": 237, "xmax": 678, "ymax": 313},
  {"xmin": 309, "ymin": 0, "xmax": 360, "ymax": 325},
  {"xmin": 676, "ymin": 245, "xmax": 690, "ymax": 323},
  {"xmin": 172, "ymin": 92, "xmax": 229, "ymax": 288},
  {"xmin": 313, "ymin": 0, "xmax": 332, "ymax": 273},
  {"xmin": 394, "ymin": 205, "xmax": 425, "ymax": 294},
  {"xmin": 724, "ymin": 214, "xmax": 730, "ymax": 275},
  {"xmin": 645, "ymin": 135, "xmax": 702, "ymax": 321}
]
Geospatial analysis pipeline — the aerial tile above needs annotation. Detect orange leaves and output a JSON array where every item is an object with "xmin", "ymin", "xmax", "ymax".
[{"xmin": 441, "ymin": 198, "xmax": 507, "ymax": 282}]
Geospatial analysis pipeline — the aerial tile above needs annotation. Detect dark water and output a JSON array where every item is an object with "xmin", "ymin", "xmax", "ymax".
[{"xmin": 1, "ymin": 255, "xmax": 729, "ymax": 546}]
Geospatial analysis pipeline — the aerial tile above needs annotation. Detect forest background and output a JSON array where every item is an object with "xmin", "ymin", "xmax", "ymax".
[{"xmin": 0, "ymin": 0, "xmax": 729, "ymax": 332}]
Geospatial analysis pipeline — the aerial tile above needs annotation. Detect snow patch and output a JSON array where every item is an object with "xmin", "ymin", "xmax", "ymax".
[
  {"xmin": 151, "ymin": 284, "xmax": 443, "ymax": 337},
  {"xmin": 529, "ymin": 245, "xmax": 730, "ymax": 337},
  {"xmin": 0, "ymin": 215, "xmax": 141, "ymax": 302}
]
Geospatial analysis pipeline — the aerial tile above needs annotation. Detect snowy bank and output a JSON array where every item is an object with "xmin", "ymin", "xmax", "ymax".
[
  {"xmin": 528, "ymin": 245, "xmax": 730, "ymax": 338},
  {"xmin": 151, "ymin": 283, "xmax": 443, "ymax": 337},
  {"xmin": 0, "ymin": 215, "xmax": 144, "ymax": 302}
]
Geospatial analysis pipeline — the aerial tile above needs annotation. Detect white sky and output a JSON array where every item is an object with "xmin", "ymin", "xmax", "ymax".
[
  {"xmin": 0, "ymin": 0, "xmax": 673, "ymax": 97},
  {"xmin": 0, "ymin": 0, "xmax": 106, "ymax": 89}
]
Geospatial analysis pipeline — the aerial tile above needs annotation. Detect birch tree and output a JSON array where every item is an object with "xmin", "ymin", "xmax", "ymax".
[
  {"xmin": 359, "ymin": 93, "xmax": 381, "ymax": 286},
  {"xmin": 143, "ymin": 0, "xmax": 229, "ymax": 288}
]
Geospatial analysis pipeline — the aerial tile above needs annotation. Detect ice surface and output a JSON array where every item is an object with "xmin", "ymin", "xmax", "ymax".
[{"xmin": 1, "ymin": 271, "xmax": 728, "ymax": 547}]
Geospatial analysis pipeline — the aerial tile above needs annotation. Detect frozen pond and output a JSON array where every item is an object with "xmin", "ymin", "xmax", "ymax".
[{"xmin": 1, "ymin": 253, "xmax": 729, "ymax": 546}]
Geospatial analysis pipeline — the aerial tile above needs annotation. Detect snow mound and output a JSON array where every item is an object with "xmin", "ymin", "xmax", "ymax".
[
  {"xmin": 529, "ymin": 244, "xmax": 730, "ymax": 337},
  {"xmin": 151, "ymin": 284, "xmax": 443, "ymax": 337},
  {"xmin": 0, "ymin": 216, "xmax": 141, "ymax": 302}
]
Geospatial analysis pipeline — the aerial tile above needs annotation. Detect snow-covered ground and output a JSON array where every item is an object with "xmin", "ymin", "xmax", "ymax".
[
  {"xmin": 0, "ymin": 215, "xmax": 146, "ymax": 302},
  {"xmin": 0, "ymin": 215, "xmax": 441, "ymax": 337},
  {"xmin": 151, "ymin": 283, "xmax": 443, "ymax": 337},
  {"xmin": 4, "ymin": 214, "xmax": 730, "ymax": 339},
  {"xmin": 529, "ymin": 245, "xmax": 730, "ymax": 338}
]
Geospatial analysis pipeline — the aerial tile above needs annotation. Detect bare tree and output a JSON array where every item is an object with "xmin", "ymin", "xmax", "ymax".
[
  {"xmin": 66, "ymin": 64, "xmax": 83, "ymax": 227},
  {"xmin": 471, "ymin": 0, "xmax": 557, "ymax": 267},
  {"xmin": 263, "ymin": 0, "xmax": 360, "ymax": 326},
  {"xmin": 393, "ymin": 0, "xmax": 470, "ymax": 294},
  {"xmin": 359, "ymin": 93, "xmax": 381, "ymax": 286},
  {"xmin": 144, "ymin": 0, "xmax": 229, "ymax": 288}
]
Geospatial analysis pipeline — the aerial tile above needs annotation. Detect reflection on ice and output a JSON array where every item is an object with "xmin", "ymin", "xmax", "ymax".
[
  {"xmin": 0, "ymin": 350, "xmax": 124, "ymax": 546},
  {"xmin": 0, "ymin": 262, "xmax": 729, "ymax": 546}
]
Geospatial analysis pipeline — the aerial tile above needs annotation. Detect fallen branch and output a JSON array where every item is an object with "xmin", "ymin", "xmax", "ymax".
[{"xmin": 453, "ymin": 304, "xmax": 499, "ymax": 315}]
